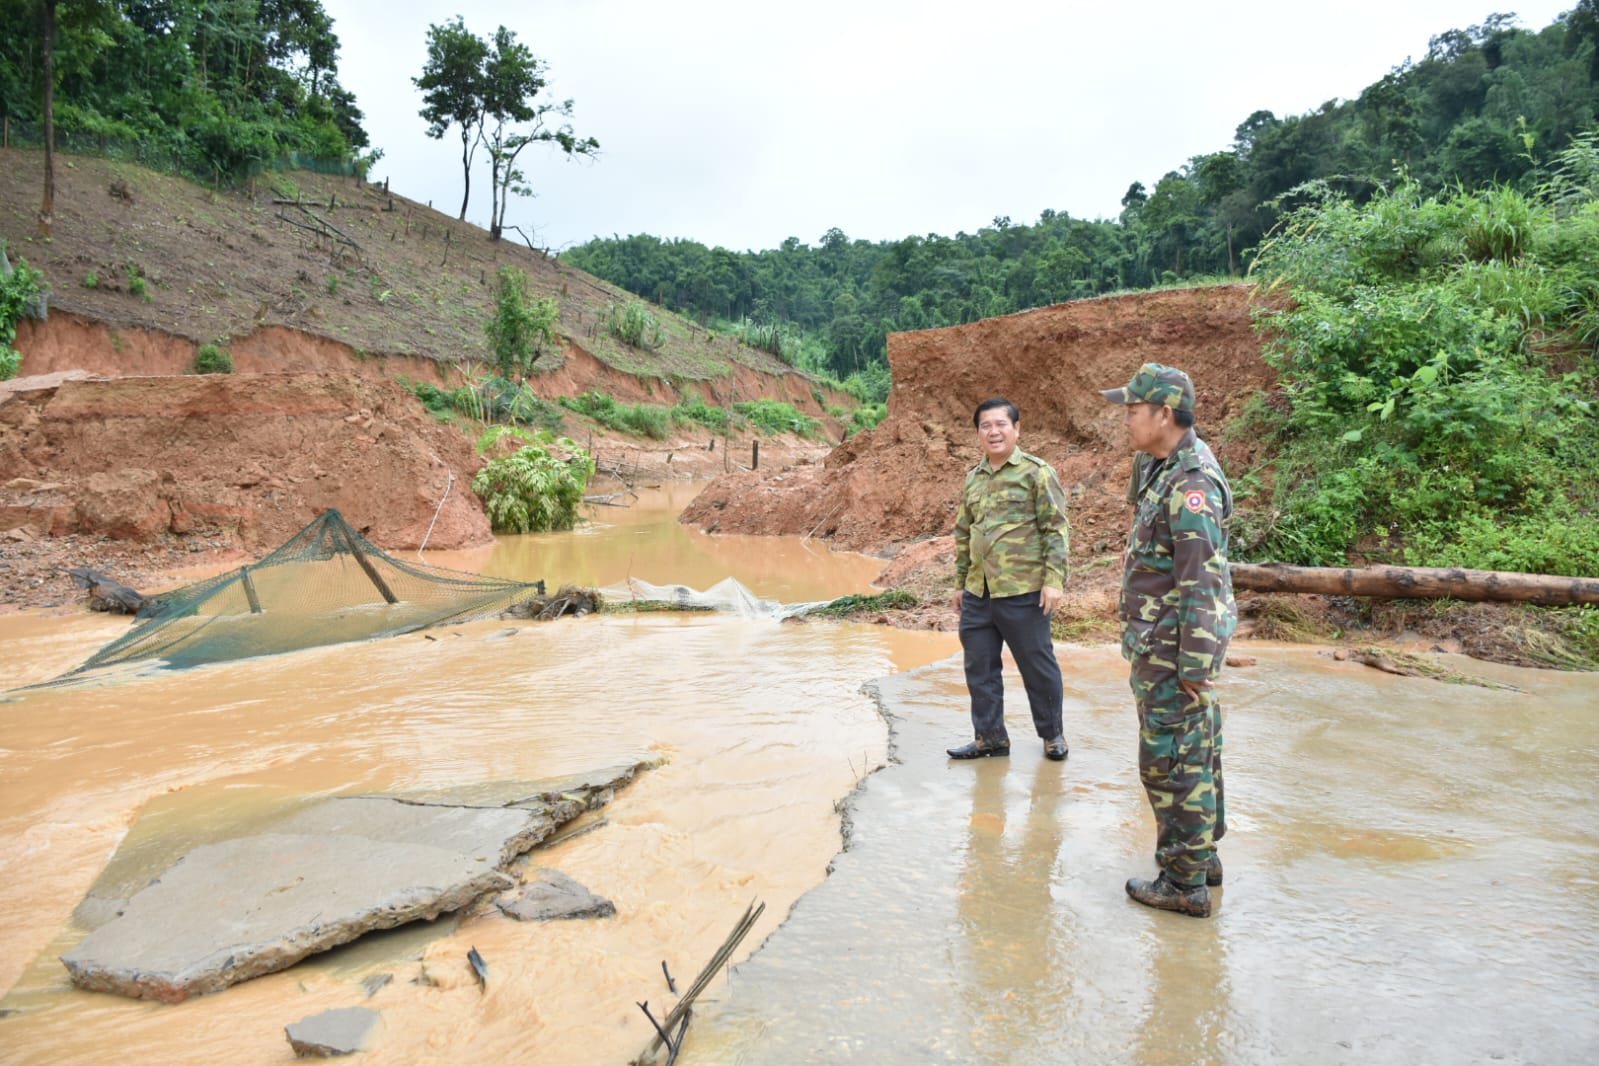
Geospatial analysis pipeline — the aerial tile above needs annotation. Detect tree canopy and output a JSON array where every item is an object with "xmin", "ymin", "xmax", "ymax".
[
  {"xmin": 0, "ymin": 0, "xmax": 369, "ymax": 182},
  {"xmin": 566, "ymin": 8, "xmax": 1599, "ymax": 384}
]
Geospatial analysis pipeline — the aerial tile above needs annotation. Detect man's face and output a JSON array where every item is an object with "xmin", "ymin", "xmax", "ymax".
[
  {"xmin": 1123, "ymin": 402, "xmax": 1168, "ymax": 454},
  {"xmin": 976, "ymin": 408, "xmax": 1019, "ymax": 464}
]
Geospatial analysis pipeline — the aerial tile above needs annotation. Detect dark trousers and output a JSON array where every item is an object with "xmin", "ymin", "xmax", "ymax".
[{"xmin": 959, "ymin": 590, "xmax": 1064, "ymax": 745}]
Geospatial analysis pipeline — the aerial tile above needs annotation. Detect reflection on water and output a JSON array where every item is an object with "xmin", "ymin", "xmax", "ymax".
[
  {"xmin": 686, "ymin": 646, "xmax": 1599, "ymax": 1064},
  {"xmin": 0, "ymin": 487, "xmax": 946, "ymax": 1065}
]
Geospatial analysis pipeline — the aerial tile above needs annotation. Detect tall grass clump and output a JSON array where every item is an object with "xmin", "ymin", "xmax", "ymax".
[
  {"xmin": 607, "ymin": 301, "xmax": 664, "ymax": 349},
  {"xmin": 734, "ymin": 399, "xmax": 823, "ymax": 439},
  {"xmin": 558, "ymin": 389, "xmax": 672, "ymax": 439}
]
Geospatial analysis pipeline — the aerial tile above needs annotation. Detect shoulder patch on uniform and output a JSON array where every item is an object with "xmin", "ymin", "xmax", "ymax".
[{"xmin": 1184, "ymin": 489, "xmax": 1206, "ymax": 514}]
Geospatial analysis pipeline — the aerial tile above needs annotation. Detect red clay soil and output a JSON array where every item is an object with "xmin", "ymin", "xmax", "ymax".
[
  {"xmin": 682, "ymin": 285, "xmax": 1277, "ymax": 629},
  {"xmin": 0, "ymin": 316, "xmax": 834, "ymax": 613}
]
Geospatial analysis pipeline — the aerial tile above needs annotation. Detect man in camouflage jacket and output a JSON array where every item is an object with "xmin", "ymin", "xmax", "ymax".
[
  {"xmin": 1102, "ymin": 363, "xmax": 1235, "ymax": 918},
  {"xmin": 947, "ymin": 398, "xmax": 1071, "ymax": 762}
]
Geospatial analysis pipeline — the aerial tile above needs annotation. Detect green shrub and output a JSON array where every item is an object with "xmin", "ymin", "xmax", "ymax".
[
  {"xmin": 127, "ymin": 262, "xmax": 149, "ymax": 301},
  {"xmin": 1, "ymin": 246, "xmax": 47, "ymax": 381},
  {"xmin": 733, "ymin": 399, "xmax": 823, "ymax": 438},
  {"xmin": 471, "ymin": 427, "xmax": 595, "ymax": 533},
  {"xmin": 848, "ymin": 402, "xmax": 887, "ymax": 436},
  {"xmin": 1246, "ymin": 174, "xmax": 1599, "ymax": 574},
  {"xmin": 192, "ymin": 343, "xmax": 234, "ymax": 374},
  {"xmin": 557, "ymin": 390, "xmax": 673, "ymax": 439},
  {"xmin": 606, "ymin": 301, "xmax": 664, "ymax": 348},
  {"xmin": 671, "ymin": 395, "xmax": 731, "ymax": 433},
  {"xmin": 84, "ymin": 270, "xmax": 99, "ymax": 289},
  {"xmin": 486, "ymin": 266, "xmax": 559, "ymax": 380}
]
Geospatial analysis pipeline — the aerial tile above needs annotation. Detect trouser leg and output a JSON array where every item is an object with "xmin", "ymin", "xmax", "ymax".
[
  {"xmin": 959, "ymin": 592, "xmax": 1008, "ymax": 745},
  {"xmin": 1131, "ymin": 658, "xmax": 1220, "ymax": 887},
  {"xmin": 991, "ymin": 592, "xmax": 1064, "ymax": 740}
]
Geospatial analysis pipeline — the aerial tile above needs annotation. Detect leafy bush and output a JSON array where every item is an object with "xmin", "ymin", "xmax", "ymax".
[
  {"xmin": 558, "ymin": 390, "xmax": 673, "ymax": 439},
  {"xmin": 606, "ymin": 301, "xmax": 663, "ymax": 348},
  {"xmin": 1247, "ymin": 173, "xmax": 1599, "ymax": 573},
  {"xmin": 1, "ymin": 245, "xmax": 47, "ymax": 380},
  {"xmin": 733, "ymin": 399, "xmax": 823, "ymax": 438},
  {"xmin": 126, "ymin": 262, "xmax": 149, "ymax": 301},
  {"xmin": 471, "ymin": 427, "xmax": 595, "ymax": 533},
  {"xmin": 486, "ymin": 266, "xmax": 559, "ymax": 380},
  {"xmin": 848, "ymin": 402, "xmax": 887, "ymax": 436},
  {"xmin": 671, "ymin": 394, "xmax": 731, "ymax": 433},
  {"xmin": 192, "ymin": 343, "xmax": 234, "ymax": 374}
]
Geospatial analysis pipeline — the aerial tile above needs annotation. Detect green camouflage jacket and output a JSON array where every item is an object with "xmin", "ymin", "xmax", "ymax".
[
  {"xmin": 955, "ymin": 449, "xmax": 1070, "ymax": 598},
  {"xmin": 1121, "ymin": 429, "xmax": 1235, "ymax": 680}
]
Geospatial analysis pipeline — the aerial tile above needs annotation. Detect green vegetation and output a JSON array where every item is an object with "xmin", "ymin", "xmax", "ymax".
[
  {"xmin": 848, "ymin": 403, "xmax": 887, "ymax": 436},
  {"xmin": 0, "ymin": 1, "xmax": 369, "ymax": 186},
  {"xmin": 471, "ymin": 426, "xmax": 594, "ymax": 533},
  {"xmin": 606, "ymin": 301, "xmax": 664, "ymax": 349},
  {"xmin": 83, "ymin": 270, "xmax": 98, "ymax": 289},
  {"xmin": 566, "ymin": 9, "xmax": 1599, "ymax": 388},
  {"xmin": 671, "ymin": 394, "xmax": 731, "ymax": 433},
  {"xmin": 126, "ymin": 262, "xmax": 149, "ymax": 301},
  {"xmin": 414, "ymin": 17, "xmax": 598, "ymax": 238},
  {"xmin": 734, "ymin": 399, "xmax": 823, "ymax": 439},
  {"xmin": 0, "ymin": 245, "xmax": 46, "ymax": 380},
  {"xmin": 558, "ymin": 390, "xmax": 672, "ymax": 439},
  {"xmin": 793, "ymin": 590, "xmax": 918, "ymax": 618},
  {"xmin": 485, "ymin": 266, "xmax": 559, "ymax": 380},
  {"xmin": 406, "ymin": 375, "xmax": 565, "ymax": 431},
  {"xmin": 1242, "ymin": 140, "xmax": 1599, "ymax": 577},
  {"xmin": 192, "ymin": 343, "xmax": 234, "ymax": 374}
]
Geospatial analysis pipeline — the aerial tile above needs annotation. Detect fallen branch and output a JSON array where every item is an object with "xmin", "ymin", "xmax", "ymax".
[
  {"xmin": 1342, "ymin": 647, "xmax": 1522, "ymax": 691},
  {"xmin": 1231, "ymin": 562, "xmax": 1599, "ymax": 606},
  {"xmin": 632, "ymin": 901, "xmax": 764, "ymax": 1065}
]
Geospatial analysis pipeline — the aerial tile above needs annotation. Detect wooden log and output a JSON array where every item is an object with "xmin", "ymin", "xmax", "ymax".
[
  {"xmin": 66, "ymin": 567, "xmax": 150, "ymax": 614},
  {"xmin": 1230, "ymin": 562, "xmax": 1599, "ymax": 606}
]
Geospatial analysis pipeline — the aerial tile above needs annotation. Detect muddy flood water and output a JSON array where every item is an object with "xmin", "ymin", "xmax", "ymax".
[{"xmin": 3, "ymin": 483, "xmax": 1598, "ymax": 1065}]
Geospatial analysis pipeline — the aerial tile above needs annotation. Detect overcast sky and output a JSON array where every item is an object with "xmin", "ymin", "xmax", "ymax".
[{"xmin": 320, "ymin": 1, "xmax": 1577, "ymax": 253}]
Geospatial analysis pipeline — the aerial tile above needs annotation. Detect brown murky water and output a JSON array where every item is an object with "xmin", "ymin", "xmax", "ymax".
[
  {"xmin": 0, "ymin": 485, "xmax": 952, "ymax": 1064},
  {"xmin": 4, "ymin": 484, "xmax": 1597, "ymax": 1064}
]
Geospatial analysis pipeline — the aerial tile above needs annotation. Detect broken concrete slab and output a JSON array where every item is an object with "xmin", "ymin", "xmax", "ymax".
[
  {"xmin": 286, "ymin": 1005, "xmax": 381, "ymax": 1057},
  {"xmin": 497, "ymin": 868, "xmax": 616, "ymax": 922},
  {"xmin": 61, "ymin": 832, "xmax": 512, "ymax": 1003},
  {"xmin": 61, "ymin": 763, "xmax": 651, "ymax": 1003}
]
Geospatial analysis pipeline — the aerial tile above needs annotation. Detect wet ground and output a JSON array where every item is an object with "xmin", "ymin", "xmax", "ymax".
[
  {"xmin": 688, "ymin": 646, "xmax": 1599, "ymax": 1064},
  {"xmin": 3, "ymin": 485, "xmax": 1597, "ymax": 1064}
]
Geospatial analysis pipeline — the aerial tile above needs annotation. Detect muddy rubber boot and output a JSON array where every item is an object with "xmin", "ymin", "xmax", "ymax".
[
  {"xmin": 1125, "ymin": 873, "xmax": 1212, "ymax": 918},
  {"xmin": 1206, "ymin": 855, "xmax": 1223, "ymax": 886}
]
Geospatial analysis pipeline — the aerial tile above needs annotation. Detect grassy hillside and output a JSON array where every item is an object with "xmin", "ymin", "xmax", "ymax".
[{"xmin": 0, "ymin": 148, "xmax": 809, "ymax": 387}]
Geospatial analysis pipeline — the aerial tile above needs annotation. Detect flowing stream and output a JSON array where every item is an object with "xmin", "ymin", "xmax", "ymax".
[{"xmin": 2, "ymin": 483, "xmax": 1596, "ymax": 1064}]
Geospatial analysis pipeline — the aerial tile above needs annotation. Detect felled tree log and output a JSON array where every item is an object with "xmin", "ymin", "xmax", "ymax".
[
  {"xmin": 66, "ymin": 567, "xmax": 151, "ymax": 614},
  {"xmin": 1231, "ymin": 562, "xmax": 1599, "ymax": 606}
]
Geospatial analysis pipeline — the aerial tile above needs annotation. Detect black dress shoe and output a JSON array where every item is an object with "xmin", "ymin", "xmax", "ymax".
[
  {"xmin": 1043, "ymin": 736, "xmax": 1068, "ymax": 761},
  {"xmin": 946, "ymin": 740, "xmax": 1010, "ymax": 759}
]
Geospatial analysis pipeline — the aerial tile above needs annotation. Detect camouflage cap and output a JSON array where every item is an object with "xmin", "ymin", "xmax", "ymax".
[{"xmin": 1101, "ymin": 362, "xmax": 1195, "ymax": 413}]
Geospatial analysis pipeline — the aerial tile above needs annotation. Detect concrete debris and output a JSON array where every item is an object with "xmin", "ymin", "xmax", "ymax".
[
  {"xmin": 61, "ymin": 765, "xmax": 650, "ymax": 1002},
  {"xmin": 497, "ymin": 868, "xmax": 617, "ymax": 922},
  {"xmin": 285, "ymin": 1005, "xmax": 381, "ymax": 1057}
]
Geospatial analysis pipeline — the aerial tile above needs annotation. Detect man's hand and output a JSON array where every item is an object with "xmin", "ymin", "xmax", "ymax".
[
  {"xmin": 1039, "ymin": 585, "xmax": 1063, "ymax": 616},
  {"xmin": 1179, "ymin": 678, "xmax": 1213, "ymax": 702},
  {"xmin": 951, "ymin": 589, "xmax": 964, "ymax": 614}
]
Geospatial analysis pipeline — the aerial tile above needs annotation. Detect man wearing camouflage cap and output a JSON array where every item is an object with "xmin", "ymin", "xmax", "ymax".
[
  {"xmin": 947, "ymin": 398, "xmax": 1071, "ymax": 763},
  {"xmin": 1103, "ymin": 363, "xmax": 1234, "ymax": 918}
]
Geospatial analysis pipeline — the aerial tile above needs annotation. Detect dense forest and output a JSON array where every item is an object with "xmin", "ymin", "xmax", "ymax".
[
  {"xmin": 0, "ymin": 0, "xmax": 370, "ymax": 181},
  {"xmin": 566, "ymin": 6, "xmax": 1599, "ymax": 391}
]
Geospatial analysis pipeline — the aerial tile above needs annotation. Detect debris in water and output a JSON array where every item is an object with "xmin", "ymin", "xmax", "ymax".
[{"xmin": 467, "ymin": 947, "xmax": 487, "ymax": 993}]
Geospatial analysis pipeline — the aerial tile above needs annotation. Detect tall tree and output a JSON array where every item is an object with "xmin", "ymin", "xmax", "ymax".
[
  {"xmin": 414, "ymin": 17, "xmax": 489, "ymax": 221},
  {"xmin": 476, "ymin": 26, "xmax": 598, "ymax": 243}
]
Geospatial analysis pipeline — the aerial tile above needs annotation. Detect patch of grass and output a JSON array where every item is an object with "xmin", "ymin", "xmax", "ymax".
[
  {"xmin": 83, "ymin": 270, "xmax": 98, "ymax": 289},
  {"xmin": 558, "ymin": 390, "xmax": 672, "ymax": 439},
  {"xmin": 733, "ymin": 398, "xmax": 823, "ymax": 439},
  {"xmin": 191, "ymin": 342, "xmax": 234, "ymax": 374}
]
